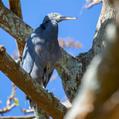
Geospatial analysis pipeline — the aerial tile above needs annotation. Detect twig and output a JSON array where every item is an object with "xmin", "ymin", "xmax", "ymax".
[
  {"xmin": 6, "ymin": 83, "xmax": 16, "ymax": 106},
  {"xmin": 0, "ymin": 83, "xmax": 18, "ymax": 114},
  {"xmin": 22, "ymin": 108, "xmax": 34, "ymax": 114},
  {"xmin": 85, "ymin": 0, "xmax": 102, "ymax": 9},
  {"xmin": 0, "ymin": 103, "xmax": 16, "ymax": 113}
]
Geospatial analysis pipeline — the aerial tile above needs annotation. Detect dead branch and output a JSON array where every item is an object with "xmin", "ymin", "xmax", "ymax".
[
  {"xmin": 0, "ymin": 103, "xmax": 16, "ymax": 113},
  {"xmin": 0, "ymin": 83, "xmax": 18, "ymax": 114},
  {"xmin": 6, "ymin": 83, "xmax": 17, "ymax": 107},
  {"xmin": 85, "ymin": 0, "xmax": 102, "ymax": 9}
]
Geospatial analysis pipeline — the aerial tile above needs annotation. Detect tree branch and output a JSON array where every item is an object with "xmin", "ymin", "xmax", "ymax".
[
  {"xmin": 0, "ymin": 103, "xmax": 16, "ymax": 114},
  {"xmin": 55, "ymin": 48, "xmax": 83, "ymax": 101},
  {"xmin": 0, "ymin": 83, "xmax": 18, "ymax": 114},
  {"xmin": 9, "ymin": 0, "xmax": 22, "ymax": 19},
  {"xmin": 0, "ymin": 46, "xmax": 66, "ymax": 119},
  {"xmin": 9, "ymin": 0, "xmax": 23, "ymax": 57}
]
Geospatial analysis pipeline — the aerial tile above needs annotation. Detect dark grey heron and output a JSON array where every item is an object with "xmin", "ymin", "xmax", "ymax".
[
  {"xmin": 21, "ymin": 12, "xmax": 78, "ymax": 88},
  {"xmin": 21, "ymin": 12, "xmax": 78, "ymax": 118}
]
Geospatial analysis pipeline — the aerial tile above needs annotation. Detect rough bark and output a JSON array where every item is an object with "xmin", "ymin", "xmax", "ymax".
[{"xmin": 0, "ymin": 46, "xmax": 66, "ymax": 119}]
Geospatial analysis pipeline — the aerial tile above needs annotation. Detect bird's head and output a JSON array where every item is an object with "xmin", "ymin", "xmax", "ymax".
[{"xmin": 44, "ymin": 12, "xmax": 78, "ymax": 23}]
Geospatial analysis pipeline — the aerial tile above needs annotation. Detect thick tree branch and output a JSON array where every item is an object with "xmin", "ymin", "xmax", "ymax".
[
  {"xmin": 55, "ymin": 49, "xmax": 83, "ymax": 101},
  {"xmin": 0, "ymin": 46, "xmax": 66, "ymax": 119},
  {"xmin": 0, "ymin": 2, "xmax": 82, "ymax": 102}
]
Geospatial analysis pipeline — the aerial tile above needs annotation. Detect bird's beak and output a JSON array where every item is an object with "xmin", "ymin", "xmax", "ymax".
[{"xmin": 60, "ymin": 16, "xmax": 79, "ymax": 21}]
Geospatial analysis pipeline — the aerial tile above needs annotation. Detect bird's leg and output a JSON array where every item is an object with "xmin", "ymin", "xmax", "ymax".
[{"xmin": 85, "ymin": 0, "xmax": 102, "ymax": 8}]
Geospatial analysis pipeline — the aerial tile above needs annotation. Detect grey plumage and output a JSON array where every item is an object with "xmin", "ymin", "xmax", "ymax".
[
  {"xmin": 22, "ymin": 13, "xmax": 58, "ymax": 87},
  {"xmin": 21, "ymin": 12, "xmax": 78, "ymax": 88},
  {"xmin": 21, "ymin": 12, "xmax": 78, "ymax": 118}
]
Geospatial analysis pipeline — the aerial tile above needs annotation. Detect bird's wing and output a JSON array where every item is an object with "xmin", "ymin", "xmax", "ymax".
[{"xmin": 21, "ymin": 36, "xmax": 35, "ymax": 74}]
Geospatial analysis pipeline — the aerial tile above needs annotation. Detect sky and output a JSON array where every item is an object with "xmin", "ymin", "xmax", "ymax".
[{"xmin": 0, "ymin": 0, "xmax": 101, "ymax": 117}]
